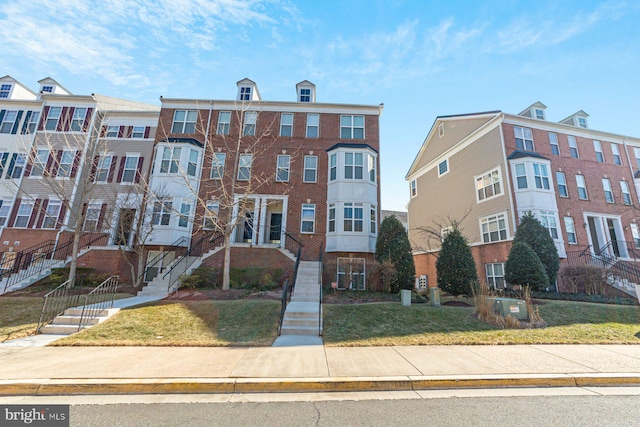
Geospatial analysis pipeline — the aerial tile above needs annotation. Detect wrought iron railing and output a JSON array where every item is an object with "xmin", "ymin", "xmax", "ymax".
[
  {"xmin": 36, "ymin": 279, "xmax": 80, "ymax": 333},
  {"xmin": 162, "ymin": 232, "xmax": 223, "ymax": 292},
  {"xmin": 278, "ymin": 278, "xmax": 292, "ymax": 336},
  {"xmin": 318, "ymin": 241, "xmax": 324, "ymax": 336},
  {"xmin": 566, "ymin": 245, "xmax": 640, "ymax": 293},
  {"xmin": 141, "ymin": 236, "xmax": 189, "ymax": 282},
  {"xmin": 78, "ymin": 276, "xmax": 119, "ymax": 331},
  {"xmin": 597, "ymin": 240, "xmax": 640, "ymax": 263},
  {"xmin": 277, "ymin": 232, "xmax": 303, "ymax": 336}
]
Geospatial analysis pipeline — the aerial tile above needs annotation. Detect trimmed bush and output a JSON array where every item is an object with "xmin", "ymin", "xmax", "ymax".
[
  {"xmin": 49, "ymin": 267, "xmax": 110, "ymax": 287},
  {"xmin": 513, "ymin": 212, "xmax": 560, "ymax": 286},
  {"xmin": 561, "ymin": 265, "xmax": 607, "ymax": 295},
  {"xmin": 375, "ymin": 216, "xmax": 415, "ymax": 293},
  {"xmin": 180, "ymin": 267, "xmax": 284, "ymax": 291},
  {"xmin": 436, "ymin": 225, "xmax": 478, "ymax": 297},
  {"xmin": 504, "ymin": 241, "xmax": 549, "ymax": 291}
]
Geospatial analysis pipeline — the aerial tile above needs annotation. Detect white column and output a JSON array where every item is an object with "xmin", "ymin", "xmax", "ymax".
[
  {"xmin": 258, "ymin": 197, "xmax": 267, "ymax": 245},
  {"xmin": 252, "ymin": 198, "xmax": 260, "ymax": 245}
]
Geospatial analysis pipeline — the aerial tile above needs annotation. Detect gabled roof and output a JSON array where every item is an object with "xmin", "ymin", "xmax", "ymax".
[
  {"xmin": 518, "ymin": 101, "xmax": 547, "ymax": 117},
  {"xmin": 37, "ymin": 77, "xmax": 72, "ymax": 95},
  {"xmin": 0, "ymin": 75, "xmax": 37, "ymax": 98}
]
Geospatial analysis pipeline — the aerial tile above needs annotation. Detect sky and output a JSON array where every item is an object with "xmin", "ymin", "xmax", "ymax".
[{"xmin": 2, "ymin": 0, "xmax": 640, "ymax": 211}]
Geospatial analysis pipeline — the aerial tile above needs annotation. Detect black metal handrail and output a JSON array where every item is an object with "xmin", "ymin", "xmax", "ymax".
[
  {"xmin": 78, "ymin": 276, "xmax": 119, "ymax": 331},
  {"xmin": 141, "ymin": 236, "xmax": 189, "ymax": 282},
  {"xmin": 566, "ymin": 247, "xmax": 640, "ymax": 293},
  {"xmin": 278, "ymin": 278, "xmax": 292, "ymax": 336},
  {"xmin": 162, "ymin": 232, "xmax": 223, "ymax": 292},
  {"xmin": 36, "ymin": 279, "xmax": 80, "ymax": 333},
  {"xmin": 318, "ymin": 241, "xmax": 324, "ymax": 336},
  {"xmin": 597, "ymin": 240, "xmax": 640, "ymax": 262}
]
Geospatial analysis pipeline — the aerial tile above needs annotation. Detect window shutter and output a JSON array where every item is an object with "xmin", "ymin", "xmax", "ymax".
[
  {"xmin": 108, "ymin": 156, "xmax": 118, "ymax": 182},
  {"xmin": 20, "ymin": 111, "xmax": 32, "ymax": 134},
  {"xmin": 35, "ymin": 199, "xmax": 49, "ymax": 229},
  {"xmin": 118, "ymin": 126, "xmax": 125, "ymax": 138},
  {"xmin": 0, "ymin": 110, "xmax": 5, "ymax": 125},
  {"xmin": 135, "ymin": 156, "xmax": 144, "ymax": 183},
  {"xmin": 97, "ymin": 203, "xmax": 108, "ymax": 230},
  {"xmin": 7, "ymin": 198, "xmax": 21, "ymax": 227},
  {"xmin": 47, "ymin": 150, "xmax": 61, "ymax": 177},
  {"xmin": 5, "ymin": 153, "xmax": 17, "ymax": 179},
  {"xmin": 23, "ymin": 149, "xmax": 35, "ymax": 177},
  {"xmin": 10, "ymin": 111, "xmax": 23, "ymax": 134},
  {"xmin": 116, "ymin": 156, "xmax": 126, "ymax": 183},
  {"xmin": 57, "ymin": 107, "xmax": 70, "ymax": 131},
  {"xmin": 83, "ymin": 107, "xmax": 93, "ymax": 132},
  {"xmin": 125, "ymin": 126, "xmax": 133, "ymax": 138},
  {"xmin": 0, "ymin": 152, "xmax": 8, "ymax": 178},
  {"xmin": 38, "ymin": 106, "xmax": 49, "ymax": 131},
  {"xmin": 27, "ymin": 199, "xmax": 42, "ymax": 228},
  {"xmin": 144, "ymin": 126, "xmax": 150, "ymax": 138},
  {"xmin": 70, "ymin": 150, "xmax": 81, "ymax": 177},
  {"xmin": 89, "ymin": 156, "xmax": 99, "ymax": 181},
  {"xmin": 56, "ymin": 203, "xmax": 67, "ymax": 229}
]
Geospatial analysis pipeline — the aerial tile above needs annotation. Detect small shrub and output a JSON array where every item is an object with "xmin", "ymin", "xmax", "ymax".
[
  {"xmin": 375, "ymin": 216, "xmax": 415, "ymax": 293},
  {"xmin": 178, "ymin": 267, "xmax": 220, "ymax": 289},
  {"xmin": 229, "ymin": 268, "xmax": 285, "ymax": 290},
  {"xmin": 561, "ymin": 265, "xmax": 607, "ymax": 295},
  {"xmin": 436, "ymin": 224, "xmax": 478, "ymax": 297},
  {"xmin": 504, "ymin": 242, "xmax": 549, "ymax": 291},
  {"xmin": 513, "ymin": 212, "xmax": 560, "ymax": 285},
  {"xmin": 49, "ymin": 267, "xmax": 110, "ymax": 287}
]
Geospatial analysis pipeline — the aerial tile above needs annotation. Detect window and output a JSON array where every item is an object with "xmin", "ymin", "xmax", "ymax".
[
  {"xmin": 514, "ymin": 126, "xmax": 534, "ymax": 151},
  {"xmin": 343, "ymin": 203, "xmax": 363, "ymax": 232},
  {"xmin": 106, "ymin": 125, "xmax": 118, "ymax": 138},
  {"xmin": 631, "ymin": 223, "xmax": 640, "ymax": 249},
  {"xmin": 576, "ymin": 174, "xmax": 588, "ymax": 200},
  {"xmin": 370, "ymin": 207, "xmax": 376, "ymax": 234},
  {"xmin": 243, "ymin": 111, "xmax": 257, "ymax": 136},
  {"xmin": 593, "ymin": 140, "xmax": 604, "ymax": 163},
  {"xmin": 486, "ymin": 263, "xmax": 505, "ymax": 290},
  {"xmin": 171, "ymin": 110, "xmax": 197, "ymax": 134},
  {"xmin": 340, "ymin": 115, "xmax": 364, "ymax": 139},
  {"xmin": 306, "ymin": 114, "xmax": 319, "ymax": 138},
  {"xmin": 328, "ymin": 204, "xmax": 336, "ymax": 232},
  {"xmin": 438, "ymin": 159, "xmax": 449, "ymax": 176},
  {"xmin": 515, "ymin": 164, "xmax": 527, "ymax": 189},
  {"xmin": 211, "ymin": 153, "xmax": 226, "ymax": 179},
  {"xmin": 30, "ymin": 149, "xmax": 49, "ymax": 177},
  {"xmin": 410, "ymin": 179, "xmax": 417, "ymax": 198},
  {"xmin": 549, "ymin": 132, "xmax": 560, "ymax": 155},
  {"xmin": 203, "ymin": 201, "xmax": 219, "ymax": 230},
  {"xmin": 41, "ymin": 85, "xmax": 53, "ymax": 93},
  {"xmin": 238, "ymin": 153, "xmax": 252, "ymax": 181},
  {"xmin": 0, "ymin": 84, "xmax": 11, "ymax": 98},
  {"xmin": 438, "ymin": 123, "xmax": 445, "ymax": 137},
  {"xmin": 533, "ymin": 163, "xmax": 550, "ymax": 189},
  {"xmin": 122, "ymin": 155, "xmax": 139, "ymax": 183},
  {"xmin": 178, "ymin": 202, "xmax": 191, "ymax": 227},
  {"xmin": 217, "ymin": 111, "xmax": 231, "ymax": 135},
  {"xmin": 276, "ymin": 155, "xmax": 290, "ymax": 182},
  {"xmin": 0, "ymin": 111, "xmax": 16, "ymax": 133},
  {"xmin": 239, "ymin": 86, "xmax": 251, "ymax": 101},
  {"xmin": 95, "ymin": 155, "xmax": 112, "ymax": 182},
  {"xmin": 14, "ymin": 200, "xmax": 34, "ymax": 228},
  {"xmin": 634, "ymin": 148, "xmax": 640, "ymax": 169},
  {"xmin": 578, "ymin": 117, "xmax": 587, "ymax": 128},
  {"xmin": 70, "ymin": 107, "xmax": 87, "ymax": 131},
  {"xmin": 0, "ymin": 201, "xmax": 10, "ymax": 226},
  {"xmin": 345, "ymin": 152, "xmax": 363, "ymax": 179},
  {"xmin": 568, "ymin": 136, "xmax": 579, "ymax": 158},
  {"xmin": 10, "ymin": 154, "xmax": 26, "ymax": 179},
  {"xmin": 564, "ymin": 217, "xmax": 577, "ymax": 244},
  {"xmin": 329, "ymin": 154, "xmax": 337, "ymax": 180},
  {"xmin": 26, "ymin": 112, "xmax": 39, "ymax": 134},
  {"xmin": 187, "ymin": 149, "xmax": 198, "ymax": 177},
  {"xmin": 540, "ymin": 211, "xmax": 558, "ymax": 239},
  {"xmin": 602, "ymin": 178, "xmax": 614, "ymax": 203},
  {"xmin": 556, "ymin": 171, "xmax": 568, "ymax": 197},
  {"xmin": 621, "ymin": 181, "xmax": 632, "ymax": 205},
  {"xmin": 280, "ymin": 113, "xmax": 293, "ymax": 137},
  {"xmin": 42, "ymin": 200, "xmax": 62, "ymax": 229},
  {"xmin": 301, "ymin": 204, "xmax": 315, "ymax": 233},
  {"xmin": 152, "ymin": 198, "xmax": 172, "ymax": 226},
  {"xmin": 132, "ymin": 126, "xmax": 145, "ymax": 138},
  {"xmin": 57, "ymin": 150, "xmax": 75, "ymax": 177},
  {"xmin": 160, "ymin": 147, "xmax": 181, "ymax": 174},
  {"xmin": 476, "ymin": 168, "xmax": 502, "ymax": 201},
  {"xmin": 480, "ymin": 213, "xmax": 507, "ymax": 243},
  {"xmin": 45, "ymin": 107, "xmax": 61, "ymax": 131},
  {"xmin": 369, "ymin": 155, "xmax": 376, "ymax": 182},
  {"xmin": 299, "ymin": 88, "xmax": 311, "ymax": 102},
  {"xmin": 611, "ymin": 144, "xmax": 622, "ymax": 165},
  {"xmin": 535, "ymin": 109, "xmax": 545, "ymax": 120},
  {"xmin": 303, "ymin": 155, "xmax": 317, "ymax": 183}
]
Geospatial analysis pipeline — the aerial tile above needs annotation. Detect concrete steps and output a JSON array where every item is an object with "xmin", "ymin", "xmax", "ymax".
[{"xmin": 39, "ymin": 307, "xmax": 120, "ymax": 335}]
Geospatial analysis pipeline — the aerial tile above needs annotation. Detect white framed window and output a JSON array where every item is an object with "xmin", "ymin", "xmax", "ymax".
[
  {"xmin": 370, "ymin": 206, "xmax": 377, "ymax": 234},
  {"xmin": 211, "ymin": 152, "xmax": 226, "ymax": 179},
  {"xmin": 476, "ymin": 168, "xmax": 502, "ymax": 201},
  {"xmin": 10, "ymin": 154, "xmax": 26, "ymax": 179},
  {"xmin": 564, "ymin": 217, "xmax": 577, "ymax": 244},
  {"xmin": 631, "ymin": 223, "xmax": 640, "ymax": 249},
  {"xmin": 171, "ymin": 110, "xmax": 197, "ymax": 134},
  {"xmin": 70, "ymin": 107, "xmax": 87, "ymax": 132},
  {"xmin": 122, "ymin": 155, "xmax": 139, "ymax": 183},
  {"xmin": 593, "ymin": 140, "xmax": 604, "ymax": 163},
  {"xmin": 26, "ymin": 112, "xmax": 39, "ymax": 134},
  {"xmin": 106, "ymin": 125, "xmax": 119, "ymax": 138},
  {"xmin": 576, "ymin": 174, "xmax": 588, "ymax": 200},
  {"xmin": 42, "ymin": 200, "xmax": 62, "ymax": 229},
  {"xmin": 480, "ymin": 213, "xmax": 507, "ymax": 243},
  {"xmin": 160, "ymin": 147, "xmax": 181, "ymax": 174},
  {"xmin": 345, "ymin": 152, "xmax": 364, "ymax": 179},
  {"xmin": 540, "ymin": 211, "xmax": 559, "ymax": 239},
  {"xmin": 41, "ymin": 85, "xmax": 53, "ymax": 93},
  {"xmin": 276, "ymin": 155, "xmax": 290, "ymax": 182},
  {"xmin": 0, "ymin": 84, "xmax": 11, "ymax": 98},
  {"xmin": 95, "ymin": 155, "xmax": 112, "ymax": 182},
  {"xmin": 83, "ymin": 203, "xmax": 102, "ymax": 231},
  {"xmin": 30, "ymin": 149, "xmax": 49, "ymax": 177},
  {"xmin": 203, "ymin": 201, "xmax": 219, "ymax": 230},
  {"xmin": 0, "ymin": 111, "xmax": 16, "ymax": 133},
  {"xmin": 301, "ymin": 204, "xmax": 315, "ymax": 233},
  {"xmin": 515, "ymin": 164, "xmax": 527, "ymax": 189},
  {"xmin": 280, "ymin": 113, "xmax": 293, "ymax": 137},
  {"xmin": 306, "ymin": 114, "xmax": 319, "ymax": 138},
  {"xmin": 602, "ymin": 178, "xmax": 614, "ymax": 203},
  {"xmin": 568, "ymin": 136, "xmax": 579, "ymax": 158},
  {"xmin": 438, "ymin": 159, "xmax": 448, "ymax": 176},
  {"xmin": 369, "ymin": 155, "xmax": 376, "ymax": 183},
  {"xmin": 486, "ymin": 263, "xmax": 505, "ymax": 289},
  {"xmin": 549, "ymin": 132, "xmax": 560, "ymax": 155},
  {"xmin": 151, "ymin": 198, "xmax": 172, "ymax": 226},
  {"xmin": 45, "ymin": 107, "xmax": 61, "ymax": 131},
  {"xmin": 535, "ymin": 109, "xmax": 545, "ymax": 120},
  {"xmin": 243, "ymin": 111, "xmax": 257, "ymax": 136},
  {"xmin": 514, "ymin": 126, "xmax": 534, "ymax": 151},
  {"xmin": 337, "ymin": 257, "xmax": 366, "ymax": 290},
  {"xmin": 187, "ymin": 149, "xmax": 198, "ymax": 177},
  {"xmin": 239, "ymin": 86, "xmax": 251, "ymax": 101},
  {"xmin": 303, "ymin": 155, "xmax": 317, "ymax": 183},
  {"xmin": 328, "ymin": 204, "xmax": 336, "ymax": 232},
  {"xmin": 344, "ymin": 202, "xmax": 364, "ymax": 232},
  {"xmin": 178, "ymin": 202, "xmax": 191, "ymax": 227},
  {"xmin": 556, "ymin": 171, "xmax": 568, "ymax": 197},
  {"xmin": 533, "ymin": 163, "xmax": 550, "ymax": 190},
  {"xmin": 634, "ymin": 147, "xmax": 640, "ymax": 169},
  {"xmin": 611, "ymin": 144, "xmax": 622, "ymax": 165},
  {"xmin": 578, "ymin": 117, "xmax": 588, "ymax": 128},
  {"xmin": 340, "ymin": 115, "xmax": 364, "ymax": 139},
  {"xmin": 217, "ymin": 111, "xmax": 231, "ymax": 135},
  {"xmin": 299, "ymin": 88, "xmax": 311, "ymax": 102},
  {"xmin": 57, "ymin": 150, "xmax": 75, "ymax": 178},
  {"xmin": 238, "ymin": 153, "xmax": 252, "ymax": 181},
  {"xmin": 15, "ymin": 200, "xmax": 34, "ymax": 228},
  {"xmin": 621, "ymin": 181, "xmax": 632, "ymax": 205},
  {"xmin": 329, "ymin": 154, "xmax": 337, "ymax": 180},
  {"xmin": 0, "ymin": 201, "xmax": 10, "ymax": 226},
  {"xmin": 132, "ymin": 126, "xmax": 145, "ymax": 138},
  {"xmin": 410, "ymin": 179, "xmax": 417, "ymax": 198}
]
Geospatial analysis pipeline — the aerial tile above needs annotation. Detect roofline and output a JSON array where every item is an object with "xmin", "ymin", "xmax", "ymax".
[
  {"xmin": 159, "ymin": 98, "xmax": 384, "ymax": 114},
  {"xmin": 436, "ymin": 110, "xmax": 502, "ymax": 120}
]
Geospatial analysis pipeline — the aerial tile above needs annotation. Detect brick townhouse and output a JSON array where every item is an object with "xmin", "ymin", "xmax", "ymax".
[{"xmin": 406, "ymin": 102, "xmax": 640, "ymax": 291}]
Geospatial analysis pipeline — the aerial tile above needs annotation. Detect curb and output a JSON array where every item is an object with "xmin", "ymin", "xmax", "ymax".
[{"xmin": 2, "ymin": 374, "xmax": 640, "ymax": 396}]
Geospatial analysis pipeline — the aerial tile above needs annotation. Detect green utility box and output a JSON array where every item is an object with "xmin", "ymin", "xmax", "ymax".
[{"xmin": 488, "ymin": 298, "xmax": 528, "ymax": 321}]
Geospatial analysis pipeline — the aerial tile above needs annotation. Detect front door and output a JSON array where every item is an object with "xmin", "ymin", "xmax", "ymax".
[
  {"xmin": 269, "ymin": 213, "xmax": 282, "ymax": 243},
  {"xmin": 607, "ymin": 219, "xmax": 620, "ymax": 257}
]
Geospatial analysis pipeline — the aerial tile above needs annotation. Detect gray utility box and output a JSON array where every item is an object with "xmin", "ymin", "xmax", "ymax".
[{"xmin": 488, "ymin": 298, "xmax": 528, "ymax": 321}]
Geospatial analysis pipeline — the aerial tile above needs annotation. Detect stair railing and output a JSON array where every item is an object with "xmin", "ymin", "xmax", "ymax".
[
  {"xmin": 140, "ymin": 236, "xmax": 189, "ymax": 282},
  {"xmin": 36, "ymin": 279, "xmax": 79, "ymax": 333},
  {"xmin": 567, "ymin": 246, "xmax": 640, "ymax": 294},
  {"xmin": 318, "ymin": 240, "xmax": 324, "ymax": 336},
  {"xmin": 78, "ymin": 276, "xmax": 119, "ymax": 331},
  {"xmin": 162, "ymin": 232, "xmax": 223, "ymax": 293},
  {"xmin": 277, "ymin": 278, "xmax": 291, "ymax": 336}
]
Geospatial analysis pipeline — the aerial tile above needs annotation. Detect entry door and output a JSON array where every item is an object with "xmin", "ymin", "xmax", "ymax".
[
  {"xmin": 269, "ymin": 213, "xmax": 282, "ymax": 243},
  {"xmin": 587, "ymin": 217, "xmax": 602, "ymax": 253},
  {"xmin": 607, "ymin": 219, "xmax": 620, "ymax": 257},
  {"xmin": 115, "ymin": 208, "xmax": 136, "ymax": 246}
]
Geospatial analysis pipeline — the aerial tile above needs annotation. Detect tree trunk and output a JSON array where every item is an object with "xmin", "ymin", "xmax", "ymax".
[
  {"xmin": 68, "ymin": 229, "xmax": 82, "ymax": 288},
  {"xmin": 135, "ymin": 249, "xmax": 145, "ymax": 288},
  {"xmin": 222, "ymin": 233, "xmax": 231, "ymax": 290}
]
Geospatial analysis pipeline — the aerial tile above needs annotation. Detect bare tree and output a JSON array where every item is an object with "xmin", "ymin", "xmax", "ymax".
[{"xmin": 411, "ymin": 209, "xmax": 473, "ymax": 256}]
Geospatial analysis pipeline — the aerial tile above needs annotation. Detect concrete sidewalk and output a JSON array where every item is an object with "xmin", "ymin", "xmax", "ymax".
[{"xmin": 0, "ymin": 344, "xmax": 639, "ymax": 395}]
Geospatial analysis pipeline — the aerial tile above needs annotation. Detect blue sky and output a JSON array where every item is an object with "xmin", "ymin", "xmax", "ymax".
[{"xmin": 2, "ymin": 0, "xmax": 639, "ymax": 211}]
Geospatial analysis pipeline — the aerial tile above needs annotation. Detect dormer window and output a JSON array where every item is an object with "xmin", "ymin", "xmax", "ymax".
[
  {"xmin": 578, "ymin": 117, "xmax": 587, "ymax": 128},
  {"xmin": 535, "ymin": 109, "xmax": 545, "ymax": 120},
  {"xmin": 299, "ymin": 88, "xmax": 311, "ymax": 102},
  {"xmin": 296, "ymin": 81, "xmax": 316, "ymax": 103},
  {"xmin": 0, "ymin": 84, "xmax": 11, "ymax": 98},
  {"xmin": 240, "ymin": 87, "xmax": 251, "ymax": 101},
  {"xmin": 42, "ymin": 86, "xmax": 54, "ymax": 93}
]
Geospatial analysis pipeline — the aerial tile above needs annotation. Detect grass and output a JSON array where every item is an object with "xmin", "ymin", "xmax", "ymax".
[
  {"xmin": 0, "ymin": 297, "xmax": 43, "ymax": 342},
  {"xmin": 323, "ymin": 300, "xmax": 640, "ymax": 346},
  {"xmin": 52, "ymin": 300, "xmax": 280, "ymax": 346}
]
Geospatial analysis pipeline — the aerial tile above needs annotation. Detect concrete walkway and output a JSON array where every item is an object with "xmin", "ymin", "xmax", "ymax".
[{"xmin": 0, "ymin": 344, "xmax": 638, "ymax": 396}]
